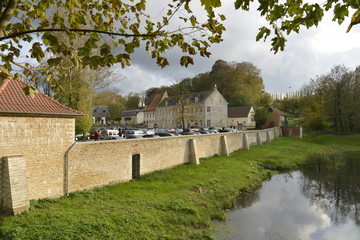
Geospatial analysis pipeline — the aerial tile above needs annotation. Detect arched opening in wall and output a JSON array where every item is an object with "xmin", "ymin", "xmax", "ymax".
[{"xmin": 132, "ymin": 154, "xmax": 140, "ymax": 179}]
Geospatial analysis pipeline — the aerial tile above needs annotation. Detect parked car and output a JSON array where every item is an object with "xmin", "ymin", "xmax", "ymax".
[
  {"xmin": 180, "ymin": 132, "xmax": 198, "ymax": 135},
  {"xmin": 197, "ymin": 130, "xmax": 211, "ymax": 134},
  {"xmin": 75, "ymin": 133, "xmax": 90, "ymax": 141},
  {"xmin": 125, "ymin": 135, "xmax": 143, "ymax": 139},
  {"xmin": 100, "ymin": 129, "xmax": 119, "ymax": 140},
  {"xmin": 155, "ymin": 132, "xmax": 176, "ymax": 137},
  {"xmin": 142, "ymin": 134, "xmax": 160, "ymax": 138},
  {"xmin": 103, "ymin": 135, "xmax": 125, "ymax": 140},
  {"xmin": 123, "ymin": 129, "xmax": 145, "ymax": 138}
]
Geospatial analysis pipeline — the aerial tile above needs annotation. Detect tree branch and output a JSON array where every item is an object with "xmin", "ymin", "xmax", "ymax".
[
  {"xmin": 0, "ymin": 28, "xmax": 161, "ymax": 42},
  {"xmin": 0, "ymin": 0, "xmax": 18, "ymax": 35},
  {"xmin": 0, "ymin": 52, "xmax": 48, "ymax": 70}
]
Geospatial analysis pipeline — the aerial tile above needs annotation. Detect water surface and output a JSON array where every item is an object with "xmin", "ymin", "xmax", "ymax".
[{"xmin": 216, "ymin": 153, "xmax": 360, "ymax": 240}]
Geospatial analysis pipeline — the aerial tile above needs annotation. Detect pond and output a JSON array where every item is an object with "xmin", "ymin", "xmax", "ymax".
[{"xmin": 216, "ymin": 152, "xmax": 360, "ymax": 240}]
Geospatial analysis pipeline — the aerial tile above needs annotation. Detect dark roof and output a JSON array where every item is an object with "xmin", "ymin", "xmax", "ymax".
[
  {"xmin": 159, "ymin": 90, "xmax": 213, "ymax": 107},
  {"xmin": 142, "ymin": 92, "xmax": 167, "ymax": 112},
  {"xmin": 0, "ymin": 79, "xmax": 83, "ymax": 117},
  {"xmin": 93, "ymin": 106, "xmax": 110, "ymax": 117},
  {"xmin": 228, "ymin": 106, "xmax": 253, "ymax": 118},
  {"xmin": 121, "ymin": 108, "xmax": 143, "ymax": 116}
]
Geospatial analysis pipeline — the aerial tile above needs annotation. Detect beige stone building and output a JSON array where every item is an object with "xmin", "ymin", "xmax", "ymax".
[
  {"xmin": 142, "ymin": 91, "xmax": 168, "ymax": 128},
  {"xmin": 228, "ymin": 106, "xmax": 256, "ymax": 129},
  {"xmin": 120, "ymin": 108, "xmax": 144, "ymax": 126},
  {"xmin": 0, "ymin": 79, "xmax": 82, "ymax": 214},
  {"xmin": 155, "ymin": 87, "xmax": 228, "ymax": 129}
]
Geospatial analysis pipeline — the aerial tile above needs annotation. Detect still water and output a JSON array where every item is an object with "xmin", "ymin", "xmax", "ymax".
[{"xmin": 216, "ymin": 153, "xmax": 360, "ymax": 240}]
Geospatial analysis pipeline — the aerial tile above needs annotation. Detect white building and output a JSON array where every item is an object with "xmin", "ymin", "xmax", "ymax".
[
  {"xmin": 120, "ymin": 108, "xmax": 144, "ymax": 127},
  {"xmin": 228, "ymin": 106, "xmax": 256, "ymax": 130}
]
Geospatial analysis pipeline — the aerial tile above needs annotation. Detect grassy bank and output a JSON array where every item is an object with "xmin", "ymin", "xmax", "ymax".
[{"xmin": 1, "ymin": 135, "xmax": 359, "ymax": 240}]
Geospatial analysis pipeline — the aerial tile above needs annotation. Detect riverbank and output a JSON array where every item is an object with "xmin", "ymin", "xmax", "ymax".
[{"xmin": 1, "ymin": 135, "xmax": 359, "ymax": 239}]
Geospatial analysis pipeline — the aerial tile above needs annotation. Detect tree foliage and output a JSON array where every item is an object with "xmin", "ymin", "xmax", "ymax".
[
  {"xmin": 281, "ymin": 65, "xmax": 360, "ymax": 133},
  {"xmin": 93, "ymin": 90, "xmax": 127, "ymax": 121},
  {"xmin": 1, "ymin": 0, "xmax": 359, "ymax": 96},
  {"xmin": 0, "ymin": 0, "xmax": 225, "ymax": 95},
  {"xmin": 177, "ymin": 60, "xmax": 265, "ymax": 107}
]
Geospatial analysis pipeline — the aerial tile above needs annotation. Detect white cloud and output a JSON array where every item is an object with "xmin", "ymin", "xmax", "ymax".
[{"xmin": 111, "ymin": 2, "xmax": 360, "ymax": 96}]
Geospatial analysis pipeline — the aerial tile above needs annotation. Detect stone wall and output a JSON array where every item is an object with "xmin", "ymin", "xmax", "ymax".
[
  {"xmin": 1, "ymin": 123, "xmax": 280, "ymax": 215},
  {"xmin": 0, "ymin": 116, "xmax": 75, "ymax": 210},
  {"xmin": 281, "ymin": 126, "xmax": 303, "ymax": 138},
  {"xmin": 66, "ymin": 128, "xmax": 279, "ymax": 194}
]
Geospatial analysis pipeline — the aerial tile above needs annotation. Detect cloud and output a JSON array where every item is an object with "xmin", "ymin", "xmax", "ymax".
[{"xmin": 112, "ymin": 2, "xmax": 360, "ymax": 96}]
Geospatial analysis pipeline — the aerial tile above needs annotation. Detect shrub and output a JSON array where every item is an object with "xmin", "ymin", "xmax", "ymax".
[{"xmin": 304, "ymin": 149, "xmax": 343, "ymax": 171}]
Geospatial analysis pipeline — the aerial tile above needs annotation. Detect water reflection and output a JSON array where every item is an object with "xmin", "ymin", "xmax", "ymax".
[
  {"xmin": 216, "ymin": 152, "xmax": 360, "ymax": 240},
  {"xmin": 301, "ymin": 156, "xmax": 360, "ymax": 227}
]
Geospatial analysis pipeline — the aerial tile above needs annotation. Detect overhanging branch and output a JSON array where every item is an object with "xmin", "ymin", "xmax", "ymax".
[
  {"xmin": 0, "ymin": 53, "xmax": 47, "ymax": 70},
  {"xmin": 0, "ymin": 28, "xmax": 160, "ymax": 42}
]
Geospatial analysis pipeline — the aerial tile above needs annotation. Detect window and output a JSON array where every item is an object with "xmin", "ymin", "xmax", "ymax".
[
  {"xmin": 207, "ymin": 120, "xmax": 211, "ymax": 127},
  {"xmin": 207, "ymin": 106, "xmax": 211, "ymax": 113}
]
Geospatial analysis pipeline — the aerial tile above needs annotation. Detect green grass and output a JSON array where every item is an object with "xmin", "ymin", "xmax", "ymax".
[{"xmin": 1, "ymin": 135, "xmax": 359, "ymax": 240}]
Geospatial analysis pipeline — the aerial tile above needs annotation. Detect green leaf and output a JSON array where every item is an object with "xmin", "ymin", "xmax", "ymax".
[
  {"xmin": 47, "ymin": 57, "xmax": 63, "ymax": 67},
  {"xmin": 333, "ymin": 3, "xmax": 349, "ymax": 24},
  {"xmin": 256, "ymin": 27, "xmax": 271, "ymax": 42},
  {"xmin": 23, "ymin": 86, "xmax": 38, "ymax": 98},
  {"xmin": 30, "ymin": 42, "xmax": 44, "ymax": 62},
  {"xmin": 180, "ymin": 56, "xmax": 194, "ymax": 67}
]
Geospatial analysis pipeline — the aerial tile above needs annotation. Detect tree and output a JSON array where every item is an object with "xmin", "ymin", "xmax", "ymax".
[
  {"xmin": 126, "ymin": 93, "xmax": 141, "ymax": 109},
  {"xmin": 0, "ymin": 0, "xmax": 225, "ymax": 95},
  {"xmin": 93, "ymin": 90, "xmax": 127, "ymax": 122},
  {"xmin": 1, "ymin": 1, "xmax": 359, "ymax": 95},
  {"xmin": 182, "ymin": 60, "xmax": 265, "ymax": 107},
  {"xmin": 297, "ymin": 65, "xmax": 360, "ymax": 133}
]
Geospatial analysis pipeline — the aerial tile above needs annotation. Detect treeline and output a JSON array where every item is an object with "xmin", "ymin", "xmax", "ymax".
[
  {"xmin": 145, "ymin": 60, "xmax": 271, "ymax": 108},
  {"xmin": 278, "ymin": 65, "xmax": 360, "ymax": 133}
]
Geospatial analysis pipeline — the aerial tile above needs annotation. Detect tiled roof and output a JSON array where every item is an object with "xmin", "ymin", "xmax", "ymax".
[
  {"xmin": 228, "ymin": 106, "xmax": 252, "ymax": 118},
  {"xmin": 142, "ymin": 92, "xmax": 167, "ymax": 112},
  {"xmin": 0, "ymin": 79, "xmax": 83, "ymax": 117},
  {"xmin": 269, "ymin": 106, "xmax": 285, "ymax": 115}
]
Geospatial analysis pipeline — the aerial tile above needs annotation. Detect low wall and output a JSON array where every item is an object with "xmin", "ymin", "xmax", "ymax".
[
  {"xmin": 1, "ymin": 126, "xmax": 280, "ymax": 215},
  {"xmin": 66, "ymin": 127, "xmax": 280, "ymax": 194},
  {"xmin": 282, "ymin": 126, "xmax": 303, "ymax": 138}
]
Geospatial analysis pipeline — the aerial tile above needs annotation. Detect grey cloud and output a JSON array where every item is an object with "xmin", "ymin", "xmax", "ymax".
[{"xmin": 114, "ymin": 2, "xmax": 360, "ymax": 96}]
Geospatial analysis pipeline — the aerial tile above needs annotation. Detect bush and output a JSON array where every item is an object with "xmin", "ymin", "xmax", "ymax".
[
  {"xmin": 303, "ymin": 112, "xmax": 330, "ymax": 131},
  {"xmin": 304, "ymin": 149, "xmax": 343, "ymax": 171}
]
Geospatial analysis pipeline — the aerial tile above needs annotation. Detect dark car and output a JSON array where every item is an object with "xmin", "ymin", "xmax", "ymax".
[
  {"xmin": 75, "ymin": 133, "xmax": 90, "ymax": 141},
  {"xmin": 155, "ymin": 132, "xmax": 176, "ymax": 137},
  {"xmin": 198, "ymin": 130, "xmax": 211, "ymax": 134}
]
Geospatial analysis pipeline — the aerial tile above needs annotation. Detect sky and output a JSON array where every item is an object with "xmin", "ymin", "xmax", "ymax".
[{"xmin": 113, "ymin": 1, "xmax": 360, "ymax": 96}]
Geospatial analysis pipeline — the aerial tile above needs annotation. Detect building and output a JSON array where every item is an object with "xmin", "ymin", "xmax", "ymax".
[
  {"xmin": 0, "ymin": 78, "xmax": 82, "ymax": 214},
  {"xmin": 155, "ymin": 87, "xmax": 228, "ymax": 129},
  {"xmin": 264, "ymin": 106, "xmax": 287, "ymax": 128},
  {"xmin": 228, "ymin": 106, "xmax": 256, "ymax": 129},
  {"xmin": 141, "ymin": 91, "xmax": 168, "ymax": 128},
  {"xmin": 120, "ymin": 108, "xmax": 144, "ymax": 126},
  {"xmin": 92, "ymin": 106, "xmax": 110, "ymax": 124}
]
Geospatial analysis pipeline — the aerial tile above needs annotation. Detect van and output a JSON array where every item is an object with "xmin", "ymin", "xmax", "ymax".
[{"xmin": 100, "ymin": 129, "xmax": 119, "ymax": 139}]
